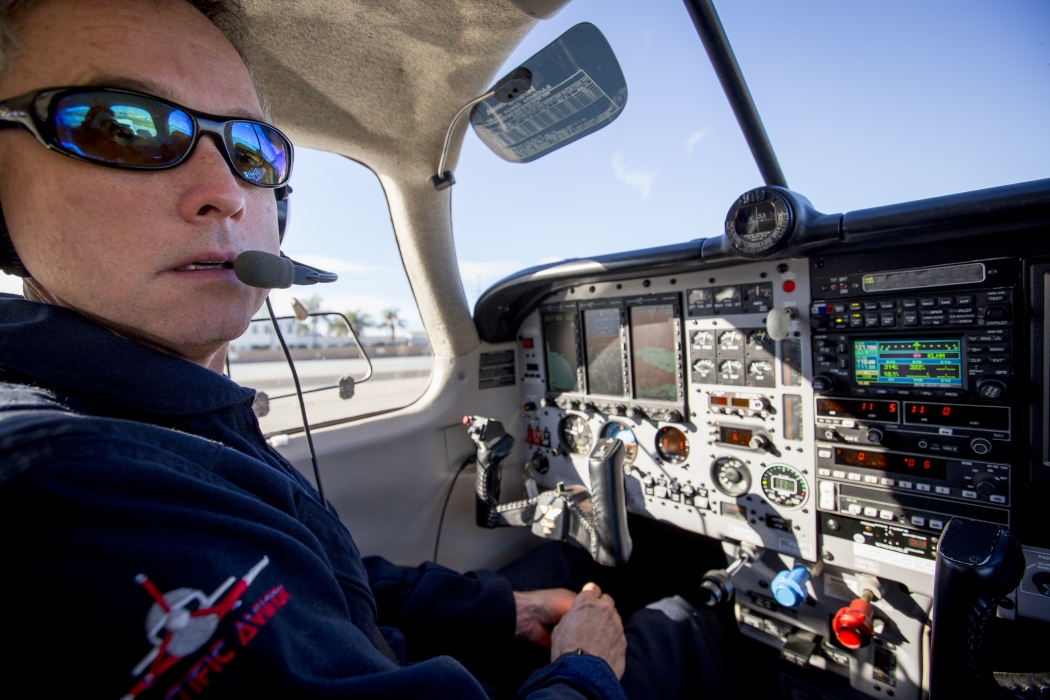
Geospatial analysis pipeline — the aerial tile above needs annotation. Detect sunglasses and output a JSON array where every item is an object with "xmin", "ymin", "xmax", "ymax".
[{"xmin": 0, "ymin": 86, "xmax": 292, "ymax": 188}]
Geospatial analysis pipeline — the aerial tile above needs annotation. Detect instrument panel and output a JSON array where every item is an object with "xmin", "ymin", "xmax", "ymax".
[
  {"xmin": 518, "ymin": 259, "xmax": 818, "ymax": 560},
  {"xmin": 510, "ymin": 248, "xmax": 1049, "ymax": 700}
]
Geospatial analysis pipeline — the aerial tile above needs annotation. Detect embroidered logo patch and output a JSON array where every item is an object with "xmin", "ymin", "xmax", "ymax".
[{"xmin": 122, "ymin": 556, "xmax": 287, "ymax": 699}]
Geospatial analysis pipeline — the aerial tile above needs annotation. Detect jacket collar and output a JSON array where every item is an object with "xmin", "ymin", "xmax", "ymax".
[{"xmin": 0, "ymin": 297, "xmax": 256, "ymax": 415}]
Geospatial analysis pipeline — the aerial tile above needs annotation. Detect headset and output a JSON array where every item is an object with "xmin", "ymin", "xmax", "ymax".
[{"xmin": 0, "ymin": 184, "xmax": 293, "ymax": 278}]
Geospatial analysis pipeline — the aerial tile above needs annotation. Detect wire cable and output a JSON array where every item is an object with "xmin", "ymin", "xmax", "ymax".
[
  {"xmin": 433, "ymin": 455, "xmax": 476, "ymax": 564},
  {"xmin": 266, "ymin": 297, "xmax": 326, "ymax": 508}
]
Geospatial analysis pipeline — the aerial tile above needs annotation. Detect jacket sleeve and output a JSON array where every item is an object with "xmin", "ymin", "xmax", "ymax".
[
  {"xmin": 365, "ymin": 555, "xmax": 516, "ymax": 664},
  {"xmin": 365, "ymin": 557, "xmax": 627, "ymax": 700}
]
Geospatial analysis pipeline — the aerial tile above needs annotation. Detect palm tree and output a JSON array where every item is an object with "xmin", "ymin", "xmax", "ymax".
[
  {"xmin": 329, "ymin": 309, "xmax": 374, "ymax": 337},
  {"xmin": 380, "ymin": 308, "xmax": 406, "ymax": 343}
]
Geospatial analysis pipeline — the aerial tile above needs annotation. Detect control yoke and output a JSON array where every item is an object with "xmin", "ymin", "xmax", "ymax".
[
  {"xmin": 463, "ymin": 416, "xmax": 633, "ymax": 566},
  {"xmin": 930, "ymin": 517, "xmax": 1048, "ymax": 698}
]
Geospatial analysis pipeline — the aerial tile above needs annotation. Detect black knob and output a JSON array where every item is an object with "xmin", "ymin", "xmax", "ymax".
[
  {"xmin": 970, "ymin": 437, "xmax": 993, "ymax": 455},
  {"xmin": 627, "ymin": 407, "xmax": 645, "ymax": 420},
  {"xmin": 810, "ymin": 314, "xmax": 830, "ymax": 330},
  {"xmin": 976, "ymin": 378, "xmax": 1007, "ymax": 400},
  {"xmin": 569, "ymin": 400, "xmax": 581, "ymax": 410},
  {"xmin": 614, "ymin": 405, "xmax": 627, "ymax": 416},
  {"xmin": 665, "ymin": 410, "xmax": 683, "ymax": 423},
  {"xmin": 985, "ymin": 305, "xmax": 1008, "ymax": 321},
  {"xmin": 581, "ymin": 401, "xmax": 596, "ymax": 413},
  {"xmin": 523, "ymin": 401, "xmax": 537, "ymax": 412},
  {"xmin": 748, "ymin": 435, "xmax": 768, "ymax": 451},
  {"xmin": 972, "ymin": 473, "xmax": 998, "ymax": 496},
  {"xmin": 724, "ymin": 467, "xmax": 743, "ymax": 484},
  {"xmin": 812, "ymin": 374, "xmax": 837, "ymax": 392},
  {"xmin": 823, "ymin": 428, "xmax": 838, "ymax": 441},
  {"xmin": 540, "ymin": 396, "xmax": 553, "ymax": 408},
  {"xmin": 866, "ymin": 429, "xmax": 884, "ymax": 444},
  {"xmin": 1034, "ymin": 572, "xmax": 1050, "ymax": 596},
  {"xmin": 528, "ymin": 452, "xmax": 550, "ymax": 475}
]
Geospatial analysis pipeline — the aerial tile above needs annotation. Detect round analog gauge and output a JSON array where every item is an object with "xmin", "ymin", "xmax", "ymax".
[
  {"xmin": 600, "ymin": 422, "xmax": 638, "ymax": 465},
  {"xmin": 760, "ymin": 465, "xmax": 808, "ymax": 509},
  {"xmin": 711, "ymin": 456, "xmax": 751, "ymax": 497},
  {"xmin": 748, "ymin": 360, "xmax": 773, "ymax": 377},
  {"xmin": 724, "ymin": 188, "xmax": 795, "ymax": 256},
  {"xmin": 655, "ymin": 426, "xmax": 689, "ymax": 463},
  {"xmin": 747, "ymin": 329, "xmax": 771, "ymax": 349},
  {"xmin": 719, "ymin": 359, "xmax": 743, "ymax": 375},
  {"xmin": 692, "ymin": 330, "xmax": 714, "ymax": 349},
  {"xmin": 558, "ymin": 414, "xmax": 592, "ymax": 455},
  {"xmin": 718, "ymin": 330, "xmax": 743, "ymax": 351},
  {"xmin": 693, "ymin": 358, "xmax": 715, "ymax": 377}
]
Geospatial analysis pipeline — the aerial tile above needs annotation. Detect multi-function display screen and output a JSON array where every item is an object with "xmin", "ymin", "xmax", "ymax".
[
  {"xmin": 629, "ymin": 304, "xmax": 678, "ymax": 401},
  {"xmin": 854, "ymin": 339, "xmax": 963, "ymax": 387},
  {"xmin": 834, "ymin": 447, "xmax": 948, "ymax": 480},
  {"xmin": 904, "ymin": 402, "xmax": 1010, "ymax": 431},
  {"xmin": 582, "ymin": 307, "xmax": 625, "ymax": 396},
  {"xmin": 816, "ymin": 398, "xmax": 900, "ymax": 423},
  {"xmin": 541, "ymin": 308, "xmax": 579, "ymax": 392}
]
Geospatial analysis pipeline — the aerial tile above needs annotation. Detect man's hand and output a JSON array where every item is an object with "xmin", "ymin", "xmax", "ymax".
[
  {"xmin": 514, "ymin": 588, "xmax": 576, "ymax": 648},
  {"xmin": 550, "ymin": 583, "xmax": 627, "ymax": 679}
]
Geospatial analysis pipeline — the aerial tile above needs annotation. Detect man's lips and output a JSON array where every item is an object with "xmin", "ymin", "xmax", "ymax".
[{"xmin": 173, "ymin": 261, "xmax": 234, "ymax": 271}]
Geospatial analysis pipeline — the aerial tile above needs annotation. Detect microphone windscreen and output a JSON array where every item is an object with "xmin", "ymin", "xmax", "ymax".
[{"xmin": 235, "ymin": 251, "xmax": 294, "ymax": 289}]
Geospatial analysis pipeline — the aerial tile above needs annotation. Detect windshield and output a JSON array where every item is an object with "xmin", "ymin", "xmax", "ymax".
[{"xmin": 453, "ymin": 0, "xmax": 1050, "ymax": 308}]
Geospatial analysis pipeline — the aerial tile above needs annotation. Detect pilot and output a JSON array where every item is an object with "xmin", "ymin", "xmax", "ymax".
[{"xmin": 0, "ymin": 1, "xmax": 730, "ymax": 698}]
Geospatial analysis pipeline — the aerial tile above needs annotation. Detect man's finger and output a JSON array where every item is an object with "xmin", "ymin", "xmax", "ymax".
[{"xmin": 580, "ymin": 582, "xmax": 602, "ymax": 597}]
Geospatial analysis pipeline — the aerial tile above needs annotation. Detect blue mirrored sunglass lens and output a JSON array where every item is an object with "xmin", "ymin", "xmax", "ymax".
[
  {"xmin": 53, "ymin": 93, "xmax": 192, "ymax": 166},
  {"xmin": 226, "ymin": 121, "xmax": 289, "ymax": 186}
]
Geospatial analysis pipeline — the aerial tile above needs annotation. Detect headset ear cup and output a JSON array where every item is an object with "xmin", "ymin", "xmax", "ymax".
[{"xmin": 0, "ymin": 202, "xmax": 30, "ymax": 278}]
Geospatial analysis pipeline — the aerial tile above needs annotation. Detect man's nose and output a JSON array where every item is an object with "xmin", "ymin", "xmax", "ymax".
[{"xmin": 176, "ymin": 135, "xmax": 247, "ymax": 224}]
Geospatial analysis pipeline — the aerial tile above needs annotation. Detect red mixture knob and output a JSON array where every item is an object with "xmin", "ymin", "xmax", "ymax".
[{"xmin": 832, "ymin": 598, "xmax": 875, "ymax": 650}]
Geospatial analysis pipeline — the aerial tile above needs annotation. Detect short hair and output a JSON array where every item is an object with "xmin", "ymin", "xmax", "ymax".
[{"xmin": 0, "ymin": 0, "xmax": 256, "ymax": 85}]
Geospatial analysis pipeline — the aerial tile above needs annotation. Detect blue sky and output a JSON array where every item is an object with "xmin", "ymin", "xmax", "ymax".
[{"xmin": 113, "ymin": 0, "xmax": 1050, "ymax": 334}]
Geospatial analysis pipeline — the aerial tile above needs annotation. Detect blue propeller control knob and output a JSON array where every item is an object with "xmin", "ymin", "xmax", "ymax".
[{"xmin": 771, "ymin": 566, "xmax": 811, "ymax": 608}]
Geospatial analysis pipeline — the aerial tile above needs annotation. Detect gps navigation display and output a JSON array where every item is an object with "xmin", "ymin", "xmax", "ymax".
[
  {"xmin": 629, "ymin": 303, "xmax": 678, "ymax": 401},
  {"xmin": 541, "ymin": 306, "xmax": 579, "ymax": 392},
  {"xmin": 853, "ymin": 339, "xmax": 963, "ymax": 387},
  {"xmin": 583, "ymin": 307, "xmax": 625, "ymax": 396}
]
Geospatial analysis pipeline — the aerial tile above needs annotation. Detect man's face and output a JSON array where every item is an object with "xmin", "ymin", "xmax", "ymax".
[{"xmin": 0, "ymin": 0, "xmax": 277, "ymax": 366}]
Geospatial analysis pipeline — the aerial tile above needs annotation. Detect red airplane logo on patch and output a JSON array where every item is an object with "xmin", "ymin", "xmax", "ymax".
[{"xmin": 121, "ymin": 556, "xmax": 270, "ymax": 700}]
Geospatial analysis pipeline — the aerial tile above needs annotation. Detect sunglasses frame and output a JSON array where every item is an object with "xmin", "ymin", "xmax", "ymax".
[{"xmin": 0, "ymin": 86, "xmax": 293, "ymax": 188}]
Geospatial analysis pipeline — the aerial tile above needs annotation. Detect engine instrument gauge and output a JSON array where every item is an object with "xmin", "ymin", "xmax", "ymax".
[
  {"xmin": 558, "ymin": 414, "xmax": 592, "ymax": 455},
  {"xmin": 711, "ymin": 456, "xmax": 751, "ymax": 497},
  {"xmin": 655, "ymin": 426, "xmax": 689, "ymax": 463},
  {"xmin": 693, "ymin": 358, "xmax": 716, "ymax": 378},
  {"xmin": 760, "ymin": 465, "xmax": 808, "ymax": 508},
  {"xmin": 718, "ymin": 330, "xmax": 743, "ymax": 352},
  {"xmin": 747, "ymin": 330, "xmax": 772, "ymax": 350},
  {"xmin": 719, "ymin": 359, "xmax": 743, "ymax": 375},
  {"xmin": 692, "ymin": 330, "xmax": 714, "ymax": 349},
  {"xmin": 748, "ymin": 360, "xmax": 773, "ymax": 377},
  {"xmin": 725, "ymin": 188, "xmax": 794, "ymax": 257},
  {"xmin": 600, "ymin": 421, "xmax": 638, "ymax": 465}
]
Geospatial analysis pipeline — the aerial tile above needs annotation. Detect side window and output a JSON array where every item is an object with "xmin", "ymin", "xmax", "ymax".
[{"xmin": 228, "ymin": 149, "xmax": 432, "ymax": 436}]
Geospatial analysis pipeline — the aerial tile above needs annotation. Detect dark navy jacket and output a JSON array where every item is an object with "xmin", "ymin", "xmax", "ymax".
[{"xmin": 0, "ymin": 298, "xmax": 625, "ymax": 700}]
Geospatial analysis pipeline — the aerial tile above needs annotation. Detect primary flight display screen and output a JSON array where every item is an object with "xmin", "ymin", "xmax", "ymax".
[
  {"xmin": 853, "ymin": 339, "xmax": 963, "ymax": 387},
  {"xmin": 583, "ymin": 307, "xmax": 625, "ymax": 396},
  {"xmin": 541, "ymin": 307, "xmax": 579, "ymax": 392},
  {"xmin": 629, "ymin": 304, "xmax": 678, "ymax": 401}
]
